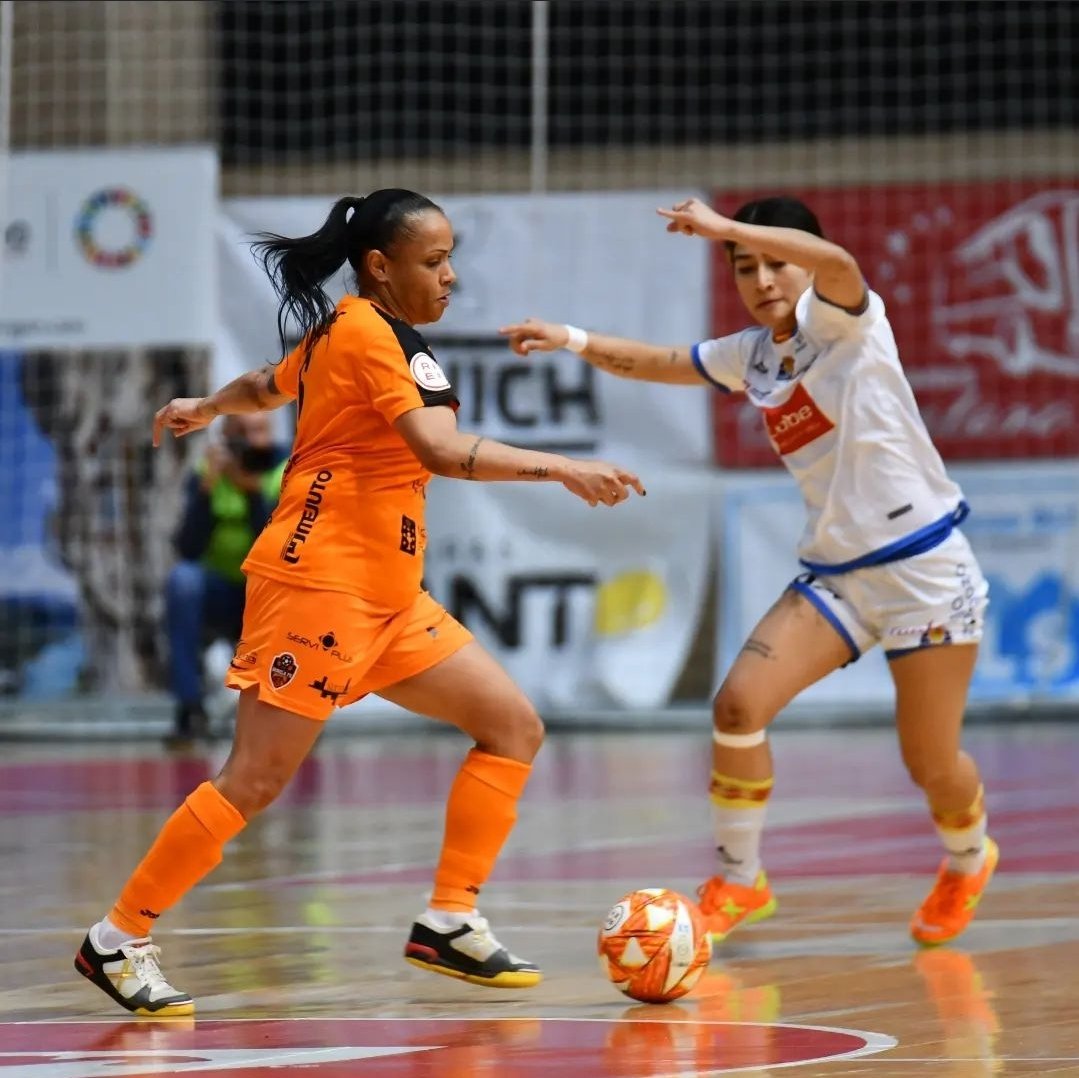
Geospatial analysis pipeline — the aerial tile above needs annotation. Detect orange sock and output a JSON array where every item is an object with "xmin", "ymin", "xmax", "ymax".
[
  {"xmin": 431, "ymin": 748, "xmax": 532, "ymax": 912},
  {"xmin": 110, "ymin": 781, "xmax": 246, "ymax": 937}
]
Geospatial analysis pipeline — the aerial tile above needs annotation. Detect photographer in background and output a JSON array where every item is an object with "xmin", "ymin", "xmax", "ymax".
[{"xmin": 165, "ymin": 412, "xmax": 287, "ymax": 744}]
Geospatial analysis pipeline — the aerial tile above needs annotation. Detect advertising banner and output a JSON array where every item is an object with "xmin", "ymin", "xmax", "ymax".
[
  {"xmin": 715, "ymin": 462, "xmax": 1079, "ymax": 708},
  {"xmin": 0, "ymin": 147, "xmax": 217, "ymax": 348},
  {"xmin": 710, "ymin": 182, "xmax": 1079, "ymax": 466},
  {"xmin": 421, "ymin": 466, "xmax": 716, "ymax": 710},
  {"xmin": 218, "ymin": 191, "xmax": 711, "ymax": 467}
]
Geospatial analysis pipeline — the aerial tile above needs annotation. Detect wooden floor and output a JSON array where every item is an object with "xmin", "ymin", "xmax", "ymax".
[{"xmin": 2, "ymin": 723, "xmax": 1078, "ymax": 1076}]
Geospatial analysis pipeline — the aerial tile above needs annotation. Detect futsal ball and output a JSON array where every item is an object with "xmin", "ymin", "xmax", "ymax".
[{"xmin": 597, "ymin": 888, "xmax": 712, "ymax": 1004}]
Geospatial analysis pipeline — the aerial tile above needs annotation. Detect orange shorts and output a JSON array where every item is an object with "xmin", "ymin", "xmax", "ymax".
[{"xmin": 224, "ymin": 575, "xmax": 473, "ymax": 721}]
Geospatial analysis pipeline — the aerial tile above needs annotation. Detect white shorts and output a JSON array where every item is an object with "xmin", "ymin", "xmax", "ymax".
[{"xmin": 790, "ymin": 530, "xmax": 989, "ymax": 662}]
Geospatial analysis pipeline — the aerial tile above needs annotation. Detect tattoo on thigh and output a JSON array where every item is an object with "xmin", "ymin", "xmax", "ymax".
[{"xmin": 741, "ymin": 637, "xmax": 775, "ymax": 660}]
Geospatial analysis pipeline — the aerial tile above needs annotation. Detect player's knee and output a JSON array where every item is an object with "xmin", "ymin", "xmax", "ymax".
[
  {"xmin": 712, "ymin": 683, "xmax": 769, "ymax": 736},
  {"xmin": 475, "ymin": 696, "xmax": 544, "ymax": 763},
  {"xmin": 901, "ymin": 752, "xmax": 954, "ymax": 795},
  {"xmin": 508, "ymin": 698, "xmax": 545, "ymax": 760},
  {"xmin": 217, "ymin": 760, "xmax": 293, "ymax": 817}
]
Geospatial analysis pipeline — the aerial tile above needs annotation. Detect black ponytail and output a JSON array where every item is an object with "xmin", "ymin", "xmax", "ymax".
[
  {"xmin": 252, "ymin": 195, "xmax": 360, "ymax": 359},
  {"xmin": 251, "ymin": 189, "xmax": 443, "ymax": 359}
]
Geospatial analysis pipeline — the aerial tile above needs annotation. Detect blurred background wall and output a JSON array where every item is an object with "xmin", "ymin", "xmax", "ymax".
[{"xmin": 1, "ymin": 1, "xmax": 1076, "ymax": 730}]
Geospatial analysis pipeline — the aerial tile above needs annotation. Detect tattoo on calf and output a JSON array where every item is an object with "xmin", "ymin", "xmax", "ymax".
[
  {"xmin": 461, "ymin": 436, "xmax": 485, "ymax": 480},
  {"xmin": 741, "ymin": 638, "xmax": 775, "ymax": 659}
]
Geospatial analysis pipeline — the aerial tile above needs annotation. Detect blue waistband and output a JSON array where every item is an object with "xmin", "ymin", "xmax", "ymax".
[{"xmin": 799, "ymin": 501, "xmax": 969, "ymax": 576}]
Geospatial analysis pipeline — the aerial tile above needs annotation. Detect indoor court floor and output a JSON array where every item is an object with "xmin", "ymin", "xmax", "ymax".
[{"xmin": 1, "ymin": 723, "xmax": 1077, "ymax": 1076}]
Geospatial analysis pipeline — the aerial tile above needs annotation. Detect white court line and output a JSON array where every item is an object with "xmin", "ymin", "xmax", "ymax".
[
  {"xmin": 863, "ymin": 1060, "xmax": 1079, "ymax": 1065},
  {"xmin": 646, "ymin": 1027, "xmax": 897, "ymax": 1076},
  {"xmin": 3, "ymin": 915, "xmax": 1079, "ymax": 937},
  {"xmin": 2, "ymin": 1016, "xmax": 892, "ymax": 1029},
  {"xmin": 0, "ymin": 1023, "xmax": 899, "ymax": 1078}
]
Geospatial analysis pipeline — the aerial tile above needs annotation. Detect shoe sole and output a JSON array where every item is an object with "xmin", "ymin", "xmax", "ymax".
[
  {"xmin": 708, "ymin": 896, "xmax": 778, "ymax": 944},
  {"xmin": 911, "ymin": 838, "xmax": 1000, "ymax": 948},
  {"xmin": 75, "ymin": 950, "xmax": 196, "ymax": 1016},
  {"xmin": 130, "ymin": 1000, "xmax": 196, "ymax": 1017},
  {"xmin": 404, "ymin": 955, "xmax": 543, "ymax": 989}
]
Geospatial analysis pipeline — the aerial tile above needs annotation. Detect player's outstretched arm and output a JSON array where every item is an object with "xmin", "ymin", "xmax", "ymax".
[
  {"xmin": 658, "ymin": 197, "xmax": 865, "ymax": 310},
  {"xmin": 152, "ymin": 366, "xmax": 291, "ymax": 446},
  {"xmin": 395, "ymin": 405, "xmax": 645, "ymax": 508},
  {"xmin": 498, "ymin": 318, "xmax": 701, "ymax": 385}
]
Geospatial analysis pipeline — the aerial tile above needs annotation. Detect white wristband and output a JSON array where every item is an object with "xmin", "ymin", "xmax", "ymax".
[{"xmin": 564, "ymin": 324, "xmax": 589, "ymax": 354}]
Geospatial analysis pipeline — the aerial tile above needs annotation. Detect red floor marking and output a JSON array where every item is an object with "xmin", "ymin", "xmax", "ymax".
[{"xmin": 0, "ymin": 1018, "xmax": 896, "ymax": 1076}]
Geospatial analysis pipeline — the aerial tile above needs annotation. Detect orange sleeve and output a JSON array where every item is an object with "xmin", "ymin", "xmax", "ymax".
[
  {"xmin": 269, "ymin": 342, "xmax": 304, "ymax": 400},
  {"xmin": 354, "ymin": 320, "xmax": 427, "ymax": 425}
]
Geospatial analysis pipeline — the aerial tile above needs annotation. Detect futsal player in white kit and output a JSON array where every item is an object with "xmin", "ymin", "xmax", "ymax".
[{"xmin": 499, "ymin": 195, "xmax": 997, "ymax": 948}]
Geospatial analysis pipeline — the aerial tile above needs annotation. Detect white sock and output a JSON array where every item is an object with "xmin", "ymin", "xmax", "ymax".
[
  {"xmin": 936, "ymin": 817, "xmax": 988, "ymax": 875},
  {"xmin": 92, "ymin": 917, "xmax": 140, "ymax": 952},
  {"xmin": 423, "ymin": 908, "xmax": 476, "ymax": 931},
  {"xmin": 712, "ymin": 804, "xmax": 767, "ymax": 886}
]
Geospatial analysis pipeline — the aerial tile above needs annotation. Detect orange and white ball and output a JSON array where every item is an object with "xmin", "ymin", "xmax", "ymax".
[{"xmin": 597, "ymin": 888, "xmax": 712, "ymax": 1003}]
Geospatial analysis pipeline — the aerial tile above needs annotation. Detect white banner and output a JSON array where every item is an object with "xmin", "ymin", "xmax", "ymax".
[
  {"xmin": 420, "ymin": 467, "xmax": 716, "ymax": 710},
  {"xmin": 715, "ymin": 461, "xmax": 1079, "ymax": 707},
  {"xmin": 0, "ymin": 147, "xmax": 217, "ymax": 348},
  {"xmin": 218, "ymin": 191, "xmax": 711, "ymax": 466}
]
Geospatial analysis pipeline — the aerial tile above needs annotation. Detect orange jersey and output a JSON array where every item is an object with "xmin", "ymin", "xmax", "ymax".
[{"xmin": 242, "ymin": 295, "xmax": 458, "ymax": 612}]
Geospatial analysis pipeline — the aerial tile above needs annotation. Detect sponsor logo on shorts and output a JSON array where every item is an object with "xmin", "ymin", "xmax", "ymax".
[
  {"xmin": 308, "ymin": 675, "xmax": 352, "ymax": 702},
  {"xmin": 951, "ymin": 562, "xmax": 981, "ymax": 629},
  {"xmin": 229, "ymin": 647, "xmax": 258, "ymax": 670},
  {"xmin": 400, "ymin": 514, "xmax": 417, "ymax": 555},
  {"xmin": 281, "ymin": 469, "xmax": 333, "ymax": 565},
  {"xmin": 269, "ymin": 652, "xmax": 298, "ymax": 689},
  {"xmin": 285, "ymin": 630, "xmax": 354, "ymax": 663},
  {"xmin": 763, "ymin": 383, "xmax": 834, "ymax": 455}
]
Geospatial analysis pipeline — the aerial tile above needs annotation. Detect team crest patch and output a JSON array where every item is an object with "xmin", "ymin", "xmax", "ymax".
[
  {"xmin": 269, "ymin": 652, "xmax": 298, "ymax": 689},
  {"xmin": 409, "ymin": 352, "xmax": 451, "ymax": 391}
]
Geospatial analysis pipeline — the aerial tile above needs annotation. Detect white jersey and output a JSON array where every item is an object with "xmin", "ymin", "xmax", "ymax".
[{"xmin": 693, "ymin": 287, "xmax": 966, "ymax": 573}]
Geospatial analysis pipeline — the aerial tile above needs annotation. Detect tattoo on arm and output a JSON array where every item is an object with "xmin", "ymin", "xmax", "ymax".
[
  {"xmin": 741, "ymin": 637, "xmax": 775, "ymax": 660},
  {"xmin": 460, "ymin": 436, "xmax": 485, "ymax": 480},
  {"xmin": 668, "ymin": 348, "xmax": 679, "ymax": 365},
  {"xmin": 516, "ymin": 466, "xmax": 549, "ymax": 479},
  {"xmin": 253, "ymin": 370, "xmax": 277, "ymax": 408},
  {"xmin": 589, "ymin": 345, "xmax": 636, "ymax": 375}
]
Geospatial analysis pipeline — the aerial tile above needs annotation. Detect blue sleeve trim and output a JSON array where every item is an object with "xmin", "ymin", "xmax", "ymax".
[
  {"xmin": 800, "ymin": 501, "xmax": 969, "ymax": 576},
  {"xmin": 789, "ymin": 578, "xmax": 860, "ymax": 663},
  {"xmin": 690, "ymin": 342, "xmax": 732, "ymax": 393}
]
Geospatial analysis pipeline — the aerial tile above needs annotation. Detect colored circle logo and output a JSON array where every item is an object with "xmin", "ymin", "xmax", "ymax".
[
  {"xmin": 75, "ymin": 186, "xmax": 153, "ymax": 268},
  {"xmin": 593, "ymin": 569, "xmax": 668, "ymax": 637}
]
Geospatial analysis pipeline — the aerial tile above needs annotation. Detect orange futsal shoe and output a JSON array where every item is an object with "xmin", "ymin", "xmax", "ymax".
[
  {"xmin": 910, "ymin": 837, "xmax": 999, "ymax": 948},
  {"xmin": 697, "ymin": 870, "xmax": 777, "ymax": 943}
]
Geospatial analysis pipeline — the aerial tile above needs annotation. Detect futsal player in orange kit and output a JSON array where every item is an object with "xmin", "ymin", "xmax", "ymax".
[{"xmin": 74, "ymin": 189, "xmax": 644, "ymax": 1015}]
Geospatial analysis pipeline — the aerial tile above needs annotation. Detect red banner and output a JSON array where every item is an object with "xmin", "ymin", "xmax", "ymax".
[{"xmin": 711, "ymin": 181, "xmax": 1079, "ymax": 466}]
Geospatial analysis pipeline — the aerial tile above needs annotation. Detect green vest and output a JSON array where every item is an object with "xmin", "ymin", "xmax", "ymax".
[{"xmin": 196, "ymin": 459, "xmax": 287, "ymax": 584}]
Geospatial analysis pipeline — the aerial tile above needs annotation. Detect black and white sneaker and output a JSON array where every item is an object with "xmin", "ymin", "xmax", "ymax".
[
  {"xmin": 75, "ymin": 924, "xmax": 194, "ymax": 1015},
  {"xmin": 404, "ymin": 913, "xmax": 542, "ymax": 988}
]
